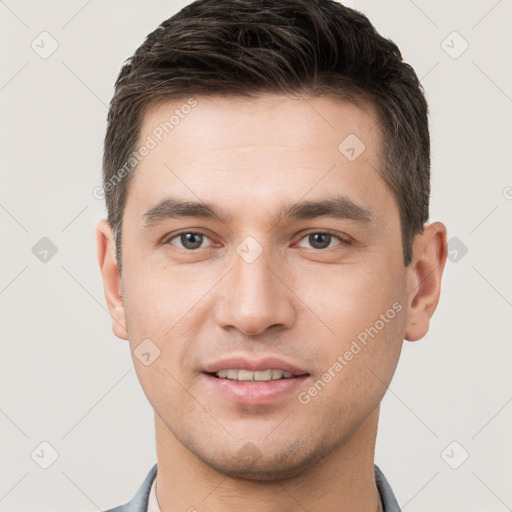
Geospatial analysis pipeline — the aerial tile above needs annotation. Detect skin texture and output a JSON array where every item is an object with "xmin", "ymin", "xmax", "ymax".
[{"xmin": 96, "ymin": 94, "xmax": 447, "ymax": 511}]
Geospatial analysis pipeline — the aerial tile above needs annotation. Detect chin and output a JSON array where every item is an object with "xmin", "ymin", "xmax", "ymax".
[{"xmin": 192, "ymin": 438, "xmax": 333, "ymax": 482}]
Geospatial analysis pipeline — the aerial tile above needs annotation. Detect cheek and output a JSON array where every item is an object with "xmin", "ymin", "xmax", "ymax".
[
  {"xmin": 295, "ymin": 258, "xmax": 405, "ymax": 339},
  {"xmin": 294, "ymin": 263, "xmax": 406, "ymax": 420},
  {"xmin": 121, "ymin": 270, "xmax": 202, "ymax": 411},
  {"xmin": 294, "ymin": 254, "xmax": 407, "ymax": 398},
  {"xmin": 122, "ymin": 262, "xmax": 209, "ymax": 337},
  {"xmin": 121, "ymin": 264, "xmax": 215, "ymax": 390}
]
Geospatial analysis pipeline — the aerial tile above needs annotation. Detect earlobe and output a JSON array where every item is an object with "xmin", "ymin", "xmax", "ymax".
[
  {"xmin": 95, "ymin": 219, "xmax": 129, "ymax": 340},
  {"xmin": 404, "ymin": 221, "xmax": 448, "ymax": 342}
]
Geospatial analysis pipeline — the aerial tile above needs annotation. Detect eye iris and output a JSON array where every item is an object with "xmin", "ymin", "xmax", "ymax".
[
  {"xmin": 181, "ymin": 233, "xmax": 203, "ymax": 249},
  {"xmin": 309, "ymin": 233, "xmax": 331, "ymax": 249}
]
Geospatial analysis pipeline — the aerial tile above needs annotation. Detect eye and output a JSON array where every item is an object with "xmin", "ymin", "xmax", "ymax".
[
  {"xmin": 296, "ymin": 232, "xmax": 346, "ymax": 250},
  {"xmin": 168, "ymin": 231, "xmax": 212, "ymax": 250}
]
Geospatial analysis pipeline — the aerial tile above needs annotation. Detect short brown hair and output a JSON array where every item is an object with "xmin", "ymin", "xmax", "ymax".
[{"xmin": 103, "ymin": 0, "xmax": 430, "ymax": 270}]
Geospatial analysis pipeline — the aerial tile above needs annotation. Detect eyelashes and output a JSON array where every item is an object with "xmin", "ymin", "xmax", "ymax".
[
  {"xmin": 165, "ymin": 230, "xmax": 352, "ymax": 251},
  {"xmin": 168, "ymin": 231, "xmax": 212, "ymax": 250}
]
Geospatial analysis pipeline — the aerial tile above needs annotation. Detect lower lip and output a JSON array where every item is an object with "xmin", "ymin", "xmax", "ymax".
[{"xmin": 202, "ymin": 373, "xmax": 309, "ymax": 405}]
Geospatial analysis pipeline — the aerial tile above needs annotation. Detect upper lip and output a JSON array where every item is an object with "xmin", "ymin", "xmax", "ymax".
[{"xmin": 203, "ymin": 356, "xmax": 309, "ymax": 376}]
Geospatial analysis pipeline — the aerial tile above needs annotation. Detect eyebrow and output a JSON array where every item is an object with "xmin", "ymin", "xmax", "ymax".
[
  {"xmin": 278, "ymin": 195, "xmax": 374, "ymax": 225},
  {"xmin": 142, "ymin": 198, "xmax": 233, "ymax": 227},
  {"xmin": 141, "ymin": 194, "xmax": 375, "ymax": 228}
]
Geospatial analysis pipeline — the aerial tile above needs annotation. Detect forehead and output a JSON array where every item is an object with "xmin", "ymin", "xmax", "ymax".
[
  {"xmin": 139, "ymin": 93, "xmax": 380, "ymax": 161},
  {"xmin": 125, "ymin": 93, "xmax": 394, "ymax": 223}
]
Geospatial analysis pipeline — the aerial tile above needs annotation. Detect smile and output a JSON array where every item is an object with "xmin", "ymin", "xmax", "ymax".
[{"xmin": 213, "ymin": 369, "xmax": 296, "ymax": 381}]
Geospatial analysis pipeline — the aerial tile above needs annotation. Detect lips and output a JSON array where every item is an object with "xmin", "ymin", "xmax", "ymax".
[
  {"xmin": 215, "ymin": 369, "xmax": 294, "ymax": 381},
  {"xmin": 201, "ymin": 356, "xmax": 310, "ymax": 404},
  {"xmin": 202, "ymin": 356, "xmax": 309, "ymax": 378}
]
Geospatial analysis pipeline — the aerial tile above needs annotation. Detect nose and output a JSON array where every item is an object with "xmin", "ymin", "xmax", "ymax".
[{"xmin": 214, "ymin": 245, "xmax": 296, "ymax": 336}]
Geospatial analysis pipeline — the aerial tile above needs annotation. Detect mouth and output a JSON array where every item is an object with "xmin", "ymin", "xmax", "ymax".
[
  {"xmin": 202, "ymin": 357, "xmax": 310, "ymax": 404},
  {"xmin": 209, "ymin": 368, "xmax": 307, "ymax": 381}
]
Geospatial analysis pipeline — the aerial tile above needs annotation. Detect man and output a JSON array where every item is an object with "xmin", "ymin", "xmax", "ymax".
[{"xmin": 96, "ymin": 0, "xmax": 447, "ymax": 510}]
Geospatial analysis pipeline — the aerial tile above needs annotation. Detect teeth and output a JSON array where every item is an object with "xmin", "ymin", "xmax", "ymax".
[
  {"xmin": 272, "ymin": 369, "xmax": 283, "ymax": 379},
  {"xmin": 214, "ymin": 369, "xmax": 295, "ymax": 381},
  {"xmin": 238, "ymin": 369, "xmax": 254, "ymax": 381},
  {"xmin": 254, "ymin": 370, "xmax": 272, "ymax": 381}
]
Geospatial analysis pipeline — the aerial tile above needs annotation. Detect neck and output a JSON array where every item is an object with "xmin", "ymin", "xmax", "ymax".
[{"xmin": 154, "ymin": 408, "xmax": 382, "ymax": 512}]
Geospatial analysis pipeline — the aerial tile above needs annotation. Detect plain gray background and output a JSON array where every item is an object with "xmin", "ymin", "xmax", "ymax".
[{"xmin": 1, "ymin": 1, "xmax": 511, "ymax": 511}]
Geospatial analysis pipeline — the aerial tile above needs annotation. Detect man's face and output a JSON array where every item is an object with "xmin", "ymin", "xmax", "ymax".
[{"xmin": 117, "ymin": 94, "xmax": 409, "ymax": 479}]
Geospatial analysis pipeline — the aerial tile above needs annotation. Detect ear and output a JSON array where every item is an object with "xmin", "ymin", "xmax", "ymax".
[
  {"xmin": 95, "ymin": 218, "xmax": 128, "ymax": 340},
  {"xmin": 404, "ymin": 221, "xmax": 448, "ymax": 342}
]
